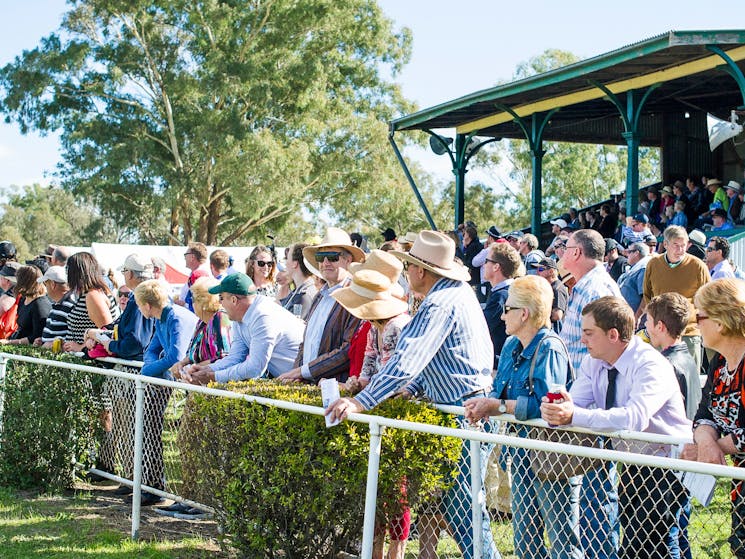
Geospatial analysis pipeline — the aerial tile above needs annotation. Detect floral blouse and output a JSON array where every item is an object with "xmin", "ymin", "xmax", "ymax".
[{"xmin": 360, "ymin": 314, "xmax": 410, "ymax": 381}]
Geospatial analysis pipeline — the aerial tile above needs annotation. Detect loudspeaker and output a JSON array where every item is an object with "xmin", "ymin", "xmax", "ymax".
[
  {"xmin": 708, "ymin": 111, "xmax": 743, "ymax": 151},
  {"xmin": 429, "ymin": 134, "xmax": 453, "ymax": 155}
]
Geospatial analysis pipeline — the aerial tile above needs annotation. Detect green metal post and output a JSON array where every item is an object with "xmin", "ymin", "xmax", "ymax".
[
  {"xmin": 453, "ymin": 134, "xmax": 467, "ymax": 230},
  {"xmin": 623, "ymin": 129, "xmax": 640, "ymax": 217},
  {"xmin": 530, "ymin": 115, "xmax": 547, "ymax": 236}
]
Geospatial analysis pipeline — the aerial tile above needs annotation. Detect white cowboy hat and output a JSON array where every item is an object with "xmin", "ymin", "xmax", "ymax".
[
  {"xmin": 302, "ymin": 227, "xmax": 365, "ymax": 278},
  {"xmin": 331, "ymin": 268, "xmax": 408, "ymax": 321},
  {"xmin": 391, "ymin": 230, "xmax": 471, "ymax": 282}
]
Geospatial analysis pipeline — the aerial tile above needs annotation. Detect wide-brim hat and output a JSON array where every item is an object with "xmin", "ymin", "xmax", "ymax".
[
  {"xmin": 331, "ymin": 269, "xmax": 408, "ymax": 321},
  {"xmin": 348, "ymin": 249, "xmax": 403, "ymax": 285},
  {"xmin": 706, "ymin": 178, "xmax": 723, "ymax": 187},
  {"xmin": 391, "ymin": 230, "xmax": 471, "ymax": 282},
  {"xmin": 486, "ymin": 225, "xmax": 502, "ymax": 239},
  {"xmin": 726, "ymin": 180, "xmax": 742, "ymax": 193},
  {"xmin": 399, "ymin": 231, "xmax": 418, "ymax": 246},
  {"xmin": 661, "ymin": 186, "xmax": 674, "ymax": 195},
  {"xmin": 302, "ymin": 227, "xmax": 366, "ymax": 278},
  {"xmin": 688, "ymin": 229, "xmax": 706, "ymax": 247}
]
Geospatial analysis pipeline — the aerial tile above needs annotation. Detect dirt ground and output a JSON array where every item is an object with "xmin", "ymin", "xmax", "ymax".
[{"xmin": 68, "ymin": 480, "xmax": 225, "ymax": 552}]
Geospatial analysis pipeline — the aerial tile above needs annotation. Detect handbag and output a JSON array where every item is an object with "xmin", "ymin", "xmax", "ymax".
[{"xmin": 526, "ymin": 334, "xmax": 602, "ymax": 481}]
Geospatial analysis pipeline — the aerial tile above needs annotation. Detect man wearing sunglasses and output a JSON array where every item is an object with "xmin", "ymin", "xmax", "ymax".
[{"xmin": 277, "ymin": 227, "xmax": 365, "ymax": 384}]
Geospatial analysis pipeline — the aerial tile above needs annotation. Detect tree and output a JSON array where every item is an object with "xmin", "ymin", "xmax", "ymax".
[
  {"xmin": 0, "ymin": 184, "xmax": 118, "ymax": 259},
  {"xmin": 488, "ymin": 50, "xmax": 660, "ymax": 229},
  {"xmin": 0, "ymin": 0, "xmax": 413, "ymax": 245}
]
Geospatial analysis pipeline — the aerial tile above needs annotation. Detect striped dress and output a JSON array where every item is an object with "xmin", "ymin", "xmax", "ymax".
[{"xmin": 66, "ymin": 290, "xmax": 120, "ymax": 343}]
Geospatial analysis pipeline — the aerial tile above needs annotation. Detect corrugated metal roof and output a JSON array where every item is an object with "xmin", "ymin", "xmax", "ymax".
[{"xmin": 391, "ymin": 30, "xmax": 745, "ymax": 146}]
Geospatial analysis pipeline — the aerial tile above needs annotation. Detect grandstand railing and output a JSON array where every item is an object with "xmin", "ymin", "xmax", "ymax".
[{"xmin": 1, "ymin": 352, "xmax": 743, "ymax": 559}]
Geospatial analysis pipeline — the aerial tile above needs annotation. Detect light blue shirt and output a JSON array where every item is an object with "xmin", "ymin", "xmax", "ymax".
[
  {"xmin": 710, "ymin": 258, "xmax": 735, "ymax": 280},
  {"xmin": 301, "ymin": 282, "xmax": 343, "ymax": 379},
  {"xmin": 211, "ymin": 295, "xmax": 304, "ymax": 381},
  {"xmin": 355, "ymin": 278, "xmax": 494, "ymax": 409},
  {"xmin": 560, "ymin": 264, "xmax": 622, "ymax": 371}
]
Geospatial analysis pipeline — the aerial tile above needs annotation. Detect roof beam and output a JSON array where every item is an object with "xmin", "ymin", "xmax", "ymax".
[{"xmin": 456, "ymin": 45, "xmax": 745, "ymax": 135}]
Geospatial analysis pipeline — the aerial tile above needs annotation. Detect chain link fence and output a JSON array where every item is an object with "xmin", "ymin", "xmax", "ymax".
[{"xmin": 1, "ymin": 353, "xmax": 741, "ymax": 559}]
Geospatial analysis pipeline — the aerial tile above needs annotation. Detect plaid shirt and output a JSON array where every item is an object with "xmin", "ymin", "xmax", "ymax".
[{"xmin": 560, "ymin": 264, "xmax": 622, "ymax": 371}]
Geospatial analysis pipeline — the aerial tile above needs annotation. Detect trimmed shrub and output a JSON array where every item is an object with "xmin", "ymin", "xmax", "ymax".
[
  {"xmin": 178, "ymin": 381, "xmax": 461, "ymax": 559},
  {"xmin": 0, "ymin": 347, "xmax": 101, "ymax": 490}
]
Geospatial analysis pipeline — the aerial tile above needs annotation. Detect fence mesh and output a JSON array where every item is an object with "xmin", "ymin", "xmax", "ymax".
[{"xmin": 88, "ymin": 372, "xmax": 737, "ymax": 559}]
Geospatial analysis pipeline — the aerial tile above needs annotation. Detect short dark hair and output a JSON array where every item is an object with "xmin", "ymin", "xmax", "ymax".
[
  {"xmin": 289, "ymin": 243, "xmax": 311, "ymax": 277},
  {"xmin": 582, "ymin": 296, "xmax": 634, "ymax": 341},
  {"xmin": 465, "ymin": 226, "xmax": 478, "ymax": 240},
  {"xmin": 573, "ymin": 229, "xmax": 605, "ymax": 262},
  {"xmin": 647, "ymin": 292, "xmax": 690, "ymax": 339},
  {"xmin": 187, "ymin": 242, "xmax": 208, "ymax": 262},
  {"xmin": 709, "ymin": 236, "xmax": 730, "ymax": 259},
  {"xmin": 210, "ymin": 249, "xmax": 230, "ymax": 271}
]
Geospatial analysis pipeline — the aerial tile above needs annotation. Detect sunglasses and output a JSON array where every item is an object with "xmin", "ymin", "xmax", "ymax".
[
  {"xmin": 314, "ymin": 251, "xmax": 342, "ymax": 263},
  {"xmin": 255, "ymin": 260, "xmax": 274, "ymax": 267},
  {"xmin": 503, "ymin": 305, "xmax": 523, "ymax": 313},
  {"xmin": 118, "ymin": 291, "xmax": 131, "ymax": 298},
  {"xmin": 695, "ymin": 313, "xmax": 710, "ymax": 323},
  {"xmin": 706, "ymin": 247, "xmax": 717, "ymax": 252}
]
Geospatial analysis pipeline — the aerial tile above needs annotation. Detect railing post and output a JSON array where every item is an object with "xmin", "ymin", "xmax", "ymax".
[
  {"xmin": 0, "ymin": 355, "xmax": 7, "ymax": 439},
  {"xmin": 361, "ymin": 421, "xmax": 383, "ymax": 559},
  {"xmin": 470, "ymin": 437, "xmax": 483, "ymax": 559},
  {"xmin": 131, "ymin": 377, "xmax": 145, "ymax": 540}
]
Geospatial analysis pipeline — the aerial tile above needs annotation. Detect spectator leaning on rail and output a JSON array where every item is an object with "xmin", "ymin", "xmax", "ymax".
[
  {"xmin": 682, "ymin": 279, "xmax": 745, "ymax": 559},
  {"xmin": 35, "ymin": 265, "xmax": 76, "ymax": 347},
  {"xmin": 182, "ymin": 273, "xmax": 303, "ymax": 385},
  {"xmin": 326, "ymin": 230, "xmax": 500, "ymax": 559},
  {"xmin": 85, "ymin": 254, "xmax": 156, "ymax": 360},
  {"xmin": 277, "ymin": 227, "xmax": 365, "ymax": 384},
  {"xmin": 131, "ymin": 279, "xmax": 197, "ymax": 506},
  {"xmin": 542, "ymin": 296, "xmax": 691, "ymax": 559},
  {"xmin": 465, "ymin": 275, "xmax": 581, "ymax": 559}
]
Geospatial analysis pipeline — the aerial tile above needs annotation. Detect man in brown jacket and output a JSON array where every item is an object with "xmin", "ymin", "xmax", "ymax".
[{"xmin": 278, "ymin": 227, "xmax": 365, "ymax": 383}]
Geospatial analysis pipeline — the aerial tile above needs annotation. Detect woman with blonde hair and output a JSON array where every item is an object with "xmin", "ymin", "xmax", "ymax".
[
  {"xmin": 169, "ymin": 277, "xmax": 231, "ymax": 377},
  {"xmin": 245, "ymin": 245, "xmax": 277, "ymax": 298},
  {"xmin": 465, "ymin": 275, "xmax": 580, "ymax": 559},
  {"xmin": 682, "ymin": 279, "xmax": 745, "ymax": 557}
]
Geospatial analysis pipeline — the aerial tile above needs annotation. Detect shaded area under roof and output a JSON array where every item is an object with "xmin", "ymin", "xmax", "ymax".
[{"xmin": 391, "ymin": 30, "xmax": 745, "ymax": 145}]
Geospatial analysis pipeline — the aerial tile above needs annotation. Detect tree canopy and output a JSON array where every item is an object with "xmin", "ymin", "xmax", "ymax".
[{"xmin": 0, "ymin": 0, "xmax": 415, "ymax": 245}]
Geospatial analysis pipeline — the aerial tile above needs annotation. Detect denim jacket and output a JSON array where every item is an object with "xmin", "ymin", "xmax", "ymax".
[{"xmin": 490, "ymin": 327, "xmax": 572, "ymax": 422}]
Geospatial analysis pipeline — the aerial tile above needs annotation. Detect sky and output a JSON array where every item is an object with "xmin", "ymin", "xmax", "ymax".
[{"xmin": 0, "ymin": 0, "xmax": 743, "ymax": 191}]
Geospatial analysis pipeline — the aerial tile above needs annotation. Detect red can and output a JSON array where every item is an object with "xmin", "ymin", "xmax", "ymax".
[{"xmin": 546, "ymin": 383, "xmax": 565, "ymax": 403}]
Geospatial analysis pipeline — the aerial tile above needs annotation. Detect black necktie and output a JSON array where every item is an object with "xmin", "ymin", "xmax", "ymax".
[{"xmin": 605, "ymin": 367, "xmax": 619, "ymax": 410}]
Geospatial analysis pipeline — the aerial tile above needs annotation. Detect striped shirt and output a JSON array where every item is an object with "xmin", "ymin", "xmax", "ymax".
[
  {"xmin": 355, "ymin": 278, "xmax": 494, "ymax": 410},
  {"xmin": 560, "ymin": 263, "xmax": 621, "ymax": 371},
  {"xmin": 41, "ymin": 291, "xmax": 77, "ymax": 342},
  {"xmin": 66, "ymin": 290, "xmax": 120, "ymax": 343}
]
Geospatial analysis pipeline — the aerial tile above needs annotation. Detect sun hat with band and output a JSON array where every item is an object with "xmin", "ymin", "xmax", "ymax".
[
  {"xmin": 391, "ymin": 230, "xmax": 471, "ymax": 282},
  {"xmin": 302, "ymin": 227, "xmax": 365, "ymax": 278},
  {"xmin": 332, "ymin": 269, "xmax": 408, "ymax": 321},
  {"xmin": 349, "ymin": 249, "xmax": 403, "ymax": 283}
]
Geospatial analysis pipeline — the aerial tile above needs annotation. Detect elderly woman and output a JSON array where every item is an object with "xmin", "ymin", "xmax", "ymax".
[
  {"xmin": 464, "ymin": 275, "xmax": 580, "ymax": 559},
  {"xmin": 169, "ymin": 277, "xmax": 231, "ymax": 378},
  {"xmin": 1, "ymin": 265, "xmax": 52, "ymax": 346},
  {"xmin": 682, "ymin": 279, "xmax": 745, "ymax": 558},
  {"xmin": 131, "ymin": 280, "xmax": 197, "ymax": 506},
  {"xmin": 64, "ymin": 252, "xmax": 120, "ymax": 353},
  {"xmin": 245, "ymin": 245, "xmax": 277, "ymax": 298}
]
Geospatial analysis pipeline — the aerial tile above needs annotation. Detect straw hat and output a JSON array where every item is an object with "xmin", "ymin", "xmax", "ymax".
[
  {"xmin": 302, "ymin": 227, "xmax": 366, "ymax": 278},
  {"xmin": 391, "ymin": 230, "xmax": 471, "ymax": 282},
  {"xmin": 399, "ymin": 232, "xmax": 418, "ymax": 246},
  {"xmin": 706, "ymin": 178, "xmax": 723, "ymax": 188},
  {"xmin": 331, "ymin": 268, "xmax": 408, "ymax": 321},
  {"xmin": 349, "ymin": 249, "xmax": 403, "ymax": 282}
]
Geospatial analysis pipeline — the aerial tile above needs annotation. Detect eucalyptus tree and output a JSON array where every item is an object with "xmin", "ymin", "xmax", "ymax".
[{"xmin": 0, "ymin": 0, "xmax": 413, "ymax": 244}]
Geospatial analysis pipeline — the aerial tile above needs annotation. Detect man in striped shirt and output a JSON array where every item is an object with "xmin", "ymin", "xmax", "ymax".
[
  {"xmin": 559, "ymin": 229, "xmax": 622, "ymax": 559},
  {"xmin": 327, "ymin": 230, "xmax": 499, "ymax": 559},
  {"xmin": 35, "ymin": 266, "xmax": 76, "ymax": 347}
]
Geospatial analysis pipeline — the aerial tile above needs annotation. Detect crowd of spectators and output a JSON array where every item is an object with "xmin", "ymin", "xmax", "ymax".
[{"xmin": 2, "ymin": 185, "xmax": 745, "ymax": 557}]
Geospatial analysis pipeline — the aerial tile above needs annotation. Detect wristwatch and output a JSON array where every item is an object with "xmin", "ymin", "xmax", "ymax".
[{"xmin": 498, "ymin": 399, "xmax": 507, "ymax": 414}]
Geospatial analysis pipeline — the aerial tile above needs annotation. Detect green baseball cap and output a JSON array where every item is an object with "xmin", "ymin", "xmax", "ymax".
[{"xmin": 207, "ymin": 273, "xmax": 257, "ymax": 296}]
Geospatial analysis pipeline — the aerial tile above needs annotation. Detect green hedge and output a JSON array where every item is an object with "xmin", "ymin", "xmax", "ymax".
[
  {"xmin": 0, "ymin": 347, "xmax": 101, "ymax": 491},
  {"xmin": 178, "ymin": 381, "xmax": 461, "ymax": 559}
]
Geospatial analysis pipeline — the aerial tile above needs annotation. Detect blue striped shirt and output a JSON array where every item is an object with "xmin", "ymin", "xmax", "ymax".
[
  {"xmin": 355, "ymin": 278, "xmax": 494, "ymax": 409},
  {"xmin": 560, "ymin": 264, "xmax": 621, "ymax": 371}
]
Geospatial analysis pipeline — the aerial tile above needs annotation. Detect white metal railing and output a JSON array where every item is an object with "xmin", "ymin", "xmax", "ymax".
[{"xmin": 1, "ymin": 351, "xmax": 743, "ymax": 559}]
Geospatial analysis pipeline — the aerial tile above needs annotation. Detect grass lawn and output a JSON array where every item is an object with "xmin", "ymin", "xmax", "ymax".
[{"xmin": 0, "ymin": 484, "xmax": 229, "ymax": 559}]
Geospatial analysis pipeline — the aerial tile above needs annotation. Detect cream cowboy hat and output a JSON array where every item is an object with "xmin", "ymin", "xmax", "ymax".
[
  {"xmin": 391, "ymin": 230, "xmax": 471, "ymax": 282},
  {"xmin": 349, "ymin": 249, "xmax": 403, "ymax": 284},
  {"xmin": 331, "ymin": 268, "xmax": 408, "ymax": 321},
  {"xmin": 302, "ymin": 227, "xmax": 366, "ymax": 278}
]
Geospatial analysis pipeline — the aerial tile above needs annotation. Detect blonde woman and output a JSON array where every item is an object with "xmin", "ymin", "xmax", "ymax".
[
  {"xmin": 465, "ymin": 275, "xmax": 580, "ymax": 559},
  {"xmin": 169, "ymin": 277, "xmax": 231, "ymax": 378}
]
